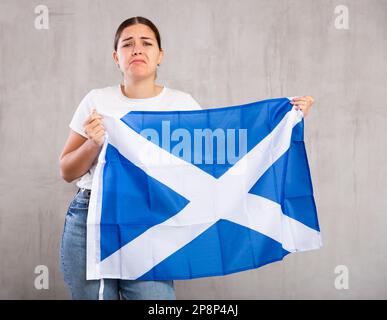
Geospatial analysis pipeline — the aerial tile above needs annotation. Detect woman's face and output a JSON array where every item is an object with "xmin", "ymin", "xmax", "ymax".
[{"xmin": 113, "ymin": 24, "xmax": 163, "ymax": 81}]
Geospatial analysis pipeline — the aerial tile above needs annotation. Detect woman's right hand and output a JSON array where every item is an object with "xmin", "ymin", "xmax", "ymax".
[{"xmin": 83, "ymin": 108, "xmax": 105, "ymax": 147}]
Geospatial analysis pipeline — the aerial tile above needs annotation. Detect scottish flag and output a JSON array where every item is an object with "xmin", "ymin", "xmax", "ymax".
[{"xmin": 86, "ymin": 97, "xmax": 322, "ymax": 280}]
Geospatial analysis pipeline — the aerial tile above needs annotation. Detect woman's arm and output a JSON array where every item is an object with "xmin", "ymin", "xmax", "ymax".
[
  {"xmin": 59, "ymin": 109, "xmax": 105, "ymax": 182},
  {"xmin": 59, "ymin": 131, "xmax": 102, "ymax": 182}
]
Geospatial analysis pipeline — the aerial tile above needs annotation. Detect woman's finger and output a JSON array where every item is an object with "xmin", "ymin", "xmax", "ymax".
[
  {"xmin": 94, "ymin": 128, "xmax": 106, "ymax": 141},
  {"xmin": 90, "ymin": 113, "xmax": 102, "ymax": 122},
  {"xmin": 83, "ymin": 109, "xmax": 102, "ymax": 126},
  {"xmin": 291, "ymin": 98, "xmax": 307, "ymax": 103},
  {"xmin": 93, "ymin": 127, "xmax": 105, "ymax": 136},
  {"xmin": 83, "ymin": 114, "xmax": 102, "ymax": 127},
  {"xmin": 85, "ymin": 118, "xmax": 103, "ymax": 130},
  {"xmin": 86, "ymin": 124, "xmax": 104, "ymax": 137},
  {"xmin": 88, "ymin": 127, "xmax": 103, "ymax": 140},
  {"xmin": 85, "ymin": 123, "xmax": 99, "ymax": 135},
  {"xmin": 88, "ymin": 118, "xmax": 103, "ymax": 128},
  {"xmin": 291, "ymin": 96, "xmax": 306, "ymax": 101},
  {"xmin": 291, "ymin": 102, "xmax": 307, "ymax": 107},
  {"xmin": 293, "ymin": 96, "xmax": 314, "ymax": 103},
  {"xmin": 94, "ymin": 134, "xmax": 106, "ymax": 146}
]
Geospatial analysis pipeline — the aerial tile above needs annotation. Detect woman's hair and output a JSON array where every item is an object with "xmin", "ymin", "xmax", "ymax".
[{"xmin": 113, "ymin": 16, "xmax": 162, "ymax": 51}]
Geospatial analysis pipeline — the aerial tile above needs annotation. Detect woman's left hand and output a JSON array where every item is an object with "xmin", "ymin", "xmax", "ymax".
[{"xmin": 291, "ymin": 96, "xmax": 315, "ymax": 118}]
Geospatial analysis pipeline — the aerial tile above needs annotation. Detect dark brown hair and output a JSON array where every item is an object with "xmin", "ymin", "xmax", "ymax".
[{"xmin": 113, "ymin": 16, "xmax": 162, "ymax": 51}]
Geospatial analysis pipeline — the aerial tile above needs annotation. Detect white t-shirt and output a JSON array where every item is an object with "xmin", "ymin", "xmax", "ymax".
[{"xmin": 69, "ymin": 84, "xmax": 202, "ymax": 190}]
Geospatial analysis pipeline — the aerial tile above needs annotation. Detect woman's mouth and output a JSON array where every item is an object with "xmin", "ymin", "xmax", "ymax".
[{"xmin": 130, "ymin": 60, "xmax": 146, "ymax": 65}]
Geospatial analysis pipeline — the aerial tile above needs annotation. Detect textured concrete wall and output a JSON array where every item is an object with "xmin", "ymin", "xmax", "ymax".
[{"xmin": 0, "ymin": 0, "xmax": 386, "ymax": 299}]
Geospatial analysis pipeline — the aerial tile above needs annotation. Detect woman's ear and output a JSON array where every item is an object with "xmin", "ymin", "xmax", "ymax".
[
  {"xmin": 112, "ymin": 51, "xmax": 119, "ymax": 66},
  {"xmin": 157, "ymin": 49, "xmax": 164, "ymax": 66}
]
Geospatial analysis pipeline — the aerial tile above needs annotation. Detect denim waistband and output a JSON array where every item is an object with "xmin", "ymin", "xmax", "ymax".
[{"xmin": 77, "ymin": 188, "xmax": 91, "ymax": 198}]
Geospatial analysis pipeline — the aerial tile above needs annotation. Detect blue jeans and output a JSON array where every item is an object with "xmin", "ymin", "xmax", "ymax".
[{"xmin": 59, "ymin": 188, "xmax": 176, "ymax": 300}]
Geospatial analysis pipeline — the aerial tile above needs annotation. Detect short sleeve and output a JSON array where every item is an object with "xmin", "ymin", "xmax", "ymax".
[
  {"xmin": 69, "ymin": 90, "xmax": 95, "ymax": 138},
  {"xmin": 185, "ymin": 93, "xmax": 202, "ymax": 109}
]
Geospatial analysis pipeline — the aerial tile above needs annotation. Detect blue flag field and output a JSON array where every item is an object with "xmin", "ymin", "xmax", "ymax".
[{"xmin": 86, "ymin": 97, "xmax": 322, "ymax": 280}]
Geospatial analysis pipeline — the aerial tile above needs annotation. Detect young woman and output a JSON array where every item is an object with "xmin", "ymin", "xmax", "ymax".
[
  {"xmin": 58, "ymin": 16, "xmax": 203, "ymax": 300},
  {"xmin": 59, "ymin": 16, "xmax": 315, "ymax": 300}
]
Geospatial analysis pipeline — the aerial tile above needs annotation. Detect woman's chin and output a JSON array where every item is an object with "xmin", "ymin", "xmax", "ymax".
[{"xmin": 125, "ymin": 72, "xmax": 153, "ymax": 81}]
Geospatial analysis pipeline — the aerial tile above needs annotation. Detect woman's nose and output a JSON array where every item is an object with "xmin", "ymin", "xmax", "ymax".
[{"xmin": 132, "ymin": 44, "xmax": 143, "ymax": 55}]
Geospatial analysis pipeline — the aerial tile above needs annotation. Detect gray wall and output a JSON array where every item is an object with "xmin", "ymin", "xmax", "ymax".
[{"xmin": 0, "ymin": 0, "xmax": 386, "ymax": 299}]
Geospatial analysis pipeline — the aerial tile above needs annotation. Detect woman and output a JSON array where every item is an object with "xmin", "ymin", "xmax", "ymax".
[{"xmin": 59, "ymin": 16, "xmax": 315, "ymax": 300}]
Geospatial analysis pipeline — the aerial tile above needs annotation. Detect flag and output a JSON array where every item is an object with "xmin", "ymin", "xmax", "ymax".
[{"xmin": 86, "ymin": 97, "xmax": 322, "ymax": 280}]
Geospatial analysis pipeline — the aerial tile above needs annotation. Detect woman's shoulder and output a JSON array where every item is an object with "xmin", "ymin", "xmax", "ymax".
[
  {"xmin": 164, "ymin": 87, "xmax": 201, "ymax": 109},
  {"xmin": 89, "ymin": 85, "xmax": 118, "ymax": 96},
  {"xmin": 78, "ymin": 86, "xmax": 116, "ymax": 102},
  {"xmin": 165, "ymin": 86, "xmax": 191, "ymax": 97},
  {"xmin": 166, "ymin": 86, "xmax": 199, "ymax": 100}
]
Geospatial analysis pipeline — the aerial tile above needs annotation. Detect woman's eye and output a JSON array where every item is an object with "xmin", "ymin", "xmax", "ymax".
[{"xmin": 123, "ymin": 42, "xmax": 151, "ymax": 48}]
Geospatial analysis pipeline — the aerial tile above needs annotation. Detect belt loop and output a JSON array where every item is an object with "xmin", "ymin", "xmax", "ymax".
[{"xmin": 78, "ymin": 188, "xmax": 91, "ymax": 198}]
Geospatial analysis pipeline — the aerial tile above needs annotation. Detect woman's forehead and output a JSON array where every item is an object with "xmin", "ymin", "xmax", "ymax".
[{"xmin": 120, "ymin": 24, "xmax": 155, "ymax": 41}]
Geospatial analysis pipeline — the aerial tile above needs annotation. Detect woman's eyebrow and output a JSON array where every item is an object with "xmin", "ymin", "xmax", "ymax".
[{"xmin": 121, "ymin": 36, "xmax": 154, "ymax": 42}]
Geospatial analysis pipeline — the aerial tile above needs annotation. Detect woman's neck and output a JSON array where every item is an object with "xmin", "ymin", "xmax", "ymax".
[{"xmin": 121, "ymin": 78, "xmax": 161, "ymax": 99}]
